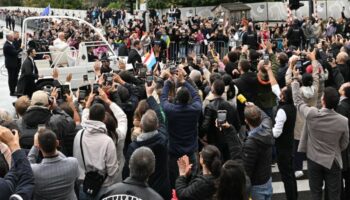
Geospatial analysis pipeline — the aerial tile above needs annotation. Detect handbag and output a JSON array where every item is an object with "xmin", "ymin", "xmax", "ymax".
[{"xmin": 80, "ymin": 130, "xmax": 106, "ymax": 197}]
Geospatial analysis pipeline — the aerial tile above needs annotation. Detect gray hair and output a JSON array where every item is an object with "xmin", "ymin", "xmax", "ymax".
[
  {"xmin": 129, "ymin": 147, "xmax": 155, "ymax": 181},
  {"xmin": 6, "ymin": 32, "xmax": 14, "ymax": 40},
  {"xmin": 140, "ymin": 110, "xmax": 158, "ymax": 133},
  {"xmin": 0, "ymin": 109, "xmax": 12, "ymax": 122}
]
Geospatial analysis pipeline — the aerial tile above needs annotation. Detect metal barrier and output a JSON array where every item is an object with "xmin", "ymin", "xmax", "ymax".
[{"xmin": 168, "ymin": 40, "xmax": 228, "ymax": 61}]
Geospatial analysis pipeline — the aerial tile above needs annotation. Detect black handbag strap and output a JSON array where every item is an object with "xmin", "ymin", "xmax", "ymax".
[{"xmin": 80, "ymin": 130, "xmax": 87, "ymax": 171}]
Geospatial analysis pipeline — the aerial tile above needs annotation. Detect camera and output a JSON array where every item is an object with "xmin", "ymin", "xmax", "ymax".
[{"xmin": 263, "ymin": 54, "xmax": 269, "ymax": 65}]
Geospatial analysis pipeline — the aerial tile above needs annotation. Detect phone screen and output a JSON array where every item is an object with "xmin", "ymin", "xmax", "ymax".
[
  {"xmin": 139, "ymin": 68, "xmax": 147, "ymax": 78},
  {"xmin": 296, "ymin": 60, "xmax": 303, "ymax": 69},
  {"xmin": 217, "ymin": 110, "xmax": 227, "ymax": 125},
  {"xmin": 61, "ymin": 85, "xmax": 70, "ymax": 96},
  {"xmin": 146, "ymin": 75, "xmax": 153, "ymax": 86},
  {"xmin": 93, "ymin": 83, "xmax": 99, "ymax": 94}
]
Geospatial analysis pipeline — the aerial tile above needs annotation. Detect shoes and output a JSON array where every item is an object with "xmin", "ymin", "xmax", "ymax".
[{"xmin": 295, "ymin": 170, "xmax": 304, "ymax": 178}]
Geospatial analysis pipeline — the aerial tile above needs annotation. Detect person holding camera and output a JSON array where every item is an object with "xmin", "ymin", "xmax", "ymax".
[
  {"xmin": 16, "ymin": 90, "xmax": 76, "ymax": 153},
  {"xmin": 73, "ymin": 88, "xmax": 119, "ymax": 200},
  {"xmin": 201, "ymin": 79, "xmax": 241, "ymax": 161}
]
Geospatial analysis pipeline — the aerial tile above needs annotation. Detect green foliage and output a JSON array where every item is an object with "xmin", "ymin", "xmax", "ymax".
[{"xmin": 107, "ymin": 1, "xmax": 123, "ymax": 9}]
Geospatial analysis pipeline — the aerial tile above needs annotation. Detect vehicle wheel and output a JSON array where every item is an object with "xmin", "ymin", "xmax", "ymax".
[{"xmin": 36, "ymin": 80, "xmax": 54, "ymax": 92}]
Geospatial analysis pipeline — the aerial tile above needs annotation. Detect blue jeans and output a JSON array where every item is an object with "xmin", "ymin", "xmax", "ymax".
[{"xmin": 251, "ymin": 178, "xmax": 273, "ymax": 200}]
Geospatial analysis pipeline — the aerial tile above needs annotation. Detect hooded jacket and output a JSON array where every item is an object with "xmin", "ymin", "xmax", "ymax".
[
  {"xmin": 73, "ymin": 117, "xmax": 118, "ymax": 189},
  {"xmin": 17, "ymin": 106, "xmax": 75, "ymax": 151},
  {"xmin": 243, "ymin": 108, "xmax": 274, "ymax": 186}
]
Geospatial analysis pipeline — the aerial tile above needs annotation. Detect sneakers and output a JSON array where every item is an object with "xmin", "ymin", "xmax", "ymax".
[{"xmin": 295, "ymin": 170, "xmax": 304, "ymax": 178}]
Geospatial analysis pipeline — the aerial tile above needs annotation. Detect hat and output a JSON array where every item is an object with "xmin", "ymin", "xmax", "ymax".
[{"xmin": 31, "ymin": 91, "xmax": 49, "ymax": 106}]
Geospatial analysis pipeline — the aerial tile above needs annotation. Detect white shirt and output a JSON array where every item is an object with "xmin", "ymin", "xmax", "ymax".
[
  {"xmin": 272, "ymin": 108, "xmax": 287, "ymax": 138},
  {"xmin": 53, "ymin": 38, "xmax": 69, "ymax": 51}
]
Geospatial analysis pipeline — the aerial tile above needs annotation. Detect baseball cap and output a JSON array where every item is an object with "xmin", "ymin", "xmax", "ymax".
[{"xmin": 31, "ymin": 91, "xmax": 49, "ymax": 106}]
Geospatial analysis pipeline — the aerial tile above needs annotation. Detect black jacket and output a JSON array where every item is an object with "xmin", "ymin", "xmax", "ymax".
[
  {"xmin": 243, "ymin": 109, "xmax": 274, "ymax": 185},
  {"xmin": 127, "ymin": 48, "xmax": 142, "ymax": 68},
  {"xmin": 286, "ymin": 26, "xmax": 305, "ymax": 47},
  {"xmin": 336, "ymin": 98, "xmax": 350, "ymax": 171},
  {"xmin": 175, "ymin": 175, "xmax": 216, "ymax": 200},
  {"xmin": 17, "ymin": 57, "xmax": 39, "ymax": 97},
  {"xmin": 122, "ymin": 96, "xmax": 171, "ymax": 200},
  {"xmin": 102, "ymin": 177, "xmax": 163, "ymax": 200},
  {"xmin": 3, "ymin": 41, "xmax": 21, "ymax": 69},
  {"xmin": 242, "ymin": 31, "xmax": 259, "ymax": 50},
  {"xmin": 233, "ymin": 72, "xmax": 258, "ymax": 121},
  {"xmin": 16, "ymin": 106, "xmax": 75, "ymax": 151},
  {"xmin": 201, "ymin": 97, "xmax": 241, "ymax": 161}
]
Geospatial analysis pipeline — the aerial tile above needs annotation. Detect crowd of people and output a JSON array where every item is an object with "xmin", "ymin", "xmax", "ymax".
[{"xmin": 3, "ymin": 4, "xmax": 350, "ymax": 200}]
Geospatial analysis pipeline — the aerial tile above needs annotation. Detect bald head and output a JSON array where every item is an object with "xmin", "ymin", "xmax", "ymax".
[
  {"xmin": 6, "ymin": 32, "xmax": 14, "ymax": 42},
  {"xmin": 336, "ymin": 52, "xmax": 349, "ymax": 64}
]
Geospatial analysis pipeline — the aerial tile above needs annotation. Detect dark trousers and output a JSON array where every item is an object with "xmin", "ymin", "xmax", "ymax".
[
  {"xmin": 341, "ymin": 170, "xmax": 350, "ymax": 200},
  {"xmin": 294, "ymin": 140, "xmax": 305, "ymax": 171},
  {"xmin": 168, "ymin": 152, "xmax": 198, "ymax": 188},
  {"xmin": 276, "ymin": 148, "xmax": 298, "ymax": 200},
  {"xmin": 6, "ymin": 66, "xmax": 20, "ymax": 94},
  {"xmin": 308, "ymin": 159, "xmax": 341, "ymax": 200}
]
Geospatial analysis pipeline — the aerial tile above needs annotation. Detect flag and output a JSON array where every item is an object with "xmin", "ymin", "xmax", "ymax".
[
  {"xmin": 41, "ymin": 4, "xmax": 51, "ymax": 16},
  {"xmin": 143, "ymin": 49, "xmax": 157, "ymax": 71}
]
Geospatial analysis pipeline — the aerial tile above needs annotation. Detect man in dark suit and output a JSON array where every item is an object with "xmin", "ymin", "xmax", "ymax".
[
  {"xmin": 11, "ymin": 16, "xmax": 15, "ymax": 31},
  {"xmin": 3, "ymin": 32, "xmax": 22, "ymax": 96},
  {"xmin": 17, "ymin": 48, "xmax": 39, "ymax": 98},
  {"xmin": 336, "ymin": 83, "xmax": 350, "ymax": 200},
  {"xmin": 127, "ymin": 40, "xmax": 142, "ymax": 69}
]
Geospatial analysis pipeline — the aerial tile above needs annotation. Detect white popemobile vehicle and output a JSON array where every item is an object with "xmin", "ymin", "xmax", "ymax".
[{"xmin": 21, "ymin": 16, "xmax": 127, "ymax": 90}]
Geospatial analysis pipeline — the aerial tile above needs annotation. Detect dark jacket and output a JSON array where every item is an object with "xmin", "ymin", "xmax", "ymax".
[
  {"xmin": 336, "ymin": 97, "xmax": 350, "ymax": 171},
  {"xmin": 160, "ymin": 81, "xmax": 202, "ymax": 157},
  {"xmin": 201, "ymin": 97, "xmax": 241, "ymax": 160},
  {"xmin": 3, "ymin": 41, "xmax": 21, "ymax": 69},
  {"xmin": 277, "ymin": 64, "xmax": 289, "ymax": 88},
  {"xmin": 16, "ymin": 106, "xmax": 75, "ymax": 151},
  {"xmin": 338, "ymin": 63, "xmax": 350, "ymax": 83},
  {"xmin": 17, "ymin": 57, "xmax": 39, "ymax": 97},
  {"xmin": 175, "ymin": 175, "xmax": 216, "ymax": 200},
  {"xmin": 101, "ymin": 177, "xmax": 164, "ymax": 200},
  {"xmin": 233, "ymin": 72, "xmax": 258, "ymax": 121},
  {"xmin": 123, "ymin": 96, "xmax": 171, "ymax": 200},
  {"xmin": 242, "ymin": 31, "xmax": 259, "ymax": 50},
  {"xmin": 243, "ymin": 109, "xmax": 274, "ymax": 185},
  {"xmin": 127, "ymin": 48, "xmax": 142, "ymax": 68},
  {"xmin": 0, "ymin": 150, "xmax": 34, "ymax": 200},
  {"xmin": 118, "ymin": 44, "xmax": 129, "ymax": 57},
  {"xmin": 286, "ymin": 26, "xmax": 305, "ymax": 47}
]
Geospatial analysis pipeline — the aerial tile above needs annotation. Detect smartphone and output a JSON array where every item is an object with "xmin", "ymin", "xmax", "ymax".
[
  {"xmin": 237, "ymin": 94, "xmax": 247, "ymax": 104},
  {"xmin": 79, "ymin": 85, "xmax": 91, "ymax": 94},
  {"xmin": 139, "ymin": 67, "xmax": 147, "ymax": 78},
  {"xmin": 263, "ymin": 54, "xmax": 269, "ymax": 65},
  {"xmin": 83, "ymin": 75, "xmax": 88, "ymax": 82},
  {"xmin": 78, "ymin": 90, "xmax": 87, "ymax": 102},
  {"xmin": 170, "ymin": 65, "xmax": 177, "ymax": 74},
  {"xmin": 93, "ymin": 83, "xmax": 99, "ymax": 95},
  {"xmin": 103, "ymin": 73, "xmax": 114, "ymax": 86},
  {"xmin": 135, "ymin": 63, "xmax": 143, "ymax": 69},
  {"xmin": 146, "ymin": 75, "xmax": 153, "ymax": 87},
  {"xmin": 217, "ymin": 110, "xmax": 227, "ymax": 126},
  {"xmin": 296, "ymin": 60, "xmax": 303, "ymax": 70},
  {"xmin": 61, "ymin": 84, "xmax": 70, "ymax": 97}
]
